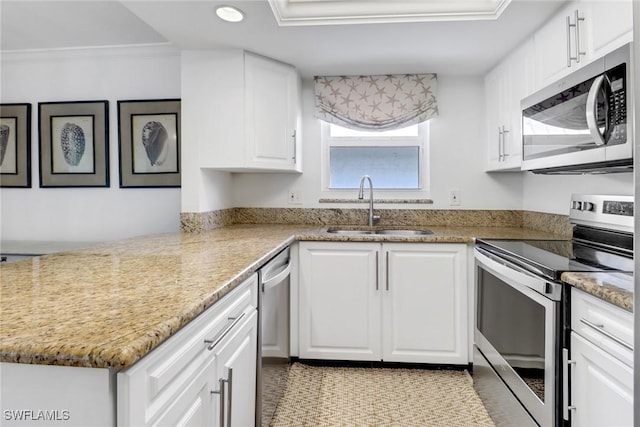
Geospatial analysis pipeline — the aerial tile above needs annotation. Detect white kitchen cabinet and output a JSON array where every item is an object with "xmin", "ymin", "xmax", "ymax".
[
  {"xmin": 297, "ymin": 241, "xmax": 467, "ymax": 364},
  {"xmin": 212, "ymin": 310, "xmax": 258, "ymax": 427},
  {"xmin": 382, "ymin": 243, "xmax": 468, "ymax": 363},
  {"xmin": 570, "ymin": 333, "xmax": 633, "ymax": 426},
  {"xmin": 200, "ymin": 50, "xmax": 302, "ymax": 173},
  {"xmin": 534, "ymin": 0, "xmax": 632, "ymax": 90},
  {"xmin": 298, "ymin": 242, "xmax": 381, "ymax": 361},
  {"xmin": 568, "ymin": 288, "xmax": 633, "ymax": 426},
  {"xmin": 484, "ymin": 39, "xmax": 534, "ymax": 172},
  {"xmin": 117, "ymin": 274, "xmax": 258, "ymax": 427}
]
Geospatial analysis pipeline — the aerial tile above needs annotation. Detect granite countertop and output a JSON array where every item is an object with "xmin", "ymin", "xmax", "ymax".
[
  {"xmin": 0, "ymin": 223, "xmax": 590, "ymax": 370},
  {"xmin": 561, "ymin": 271, "xmax": 634, "ymax": 312}
]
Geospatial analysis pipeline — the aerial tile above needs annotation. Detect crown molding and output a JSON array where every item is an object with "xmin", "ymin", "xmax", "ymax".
[{"xmin": 268, "ymin": 0, "xmax": 511, "ymax": 26}]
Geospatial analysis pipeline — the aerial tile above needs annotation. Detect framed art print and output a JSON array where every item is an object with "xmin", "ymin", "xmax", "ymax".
[
  {"xmin": 38, "ymin": 100, "xmax": 109, "ymax": 187},
  {"xmin": 0, "ymin": 103, "xmax": 31, "ymax": 188},
  {"xmin": 118, "ymin": 99, "xmax": 181, "ymax": 188}
]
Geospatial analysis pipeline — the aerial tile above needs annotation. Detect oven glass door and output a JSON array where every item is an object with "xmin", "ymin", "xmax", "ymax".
[{"xmin": 475, "ymin": 249, "xmax": 560, "ymax": 427}]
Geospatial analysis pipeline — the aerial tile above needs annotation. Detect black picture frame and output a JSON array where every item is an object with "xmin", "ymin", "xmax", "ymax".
[
  {"xmin": 0, "ymin": 103, "xmax": 32, "ymax": 188},
  {"xmin": 38, "ymin": 100, "xmax": 109, "ymax": 188},
  {"xmin": 117, "ymin": 99, "xmax": 181, "ymax": 188}
]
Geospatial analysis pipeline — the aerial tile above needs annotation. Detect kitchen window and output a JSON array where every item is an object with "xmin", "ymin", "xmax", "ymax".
[{"xmin": 321, "ymin": 121, "xmax": 429, "ymax": 194}]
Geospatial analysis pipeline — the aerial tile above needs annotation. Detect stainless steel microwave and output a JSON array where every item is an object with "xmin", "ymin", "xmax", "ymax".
[{"xmin": 521, "ymin": 43, "xmax": 632, "ymax": 174}]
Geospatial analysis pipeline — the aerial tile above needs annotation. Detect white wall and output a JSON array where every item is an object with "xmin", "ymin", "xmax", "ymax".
[
  {"xmin": 0, "ymin": 45, "xmax": 182, "ymax": 242},
  {"xmin": 522, "ymin": 173, "xmax": 633, "ymax": 215},
  {"xmin": 180, "ymin": 51, "xmax": 233, "ymax": 214},
  {"xmin": 232, "ymin": 75, "xmax": 525, "ymax": 210}
]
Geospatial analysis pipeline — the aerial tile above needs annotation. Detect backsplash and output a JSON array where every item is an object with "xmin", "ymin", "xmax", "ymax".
[
  {"xmin": 523, "ymin": 210, "xmax": 572, "ymax": 237},
  {"xmin": 180, "ymin": 209, "xmax": 235, "ymax": 233},
  {"xmin": 181, "ymin": 208, "xmax": 572, "ymax": 236}
]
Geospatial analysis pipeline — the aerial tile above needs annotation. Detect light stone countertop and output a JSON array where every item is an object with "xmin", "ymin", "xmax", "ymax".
[
  {"xmin": 561, "ymin": 271, "xmax": 633, "ymax": 312},
  {"xmin": 0, "ymin": 223, "xmax": 601, "ymax": 370}
]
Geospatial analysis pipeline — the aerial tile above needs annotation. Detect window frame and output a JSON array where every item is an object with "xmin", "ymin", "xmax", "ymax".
[{"xmin": 320, "ymin": 121, "xmax": 430, "ymax": 197}]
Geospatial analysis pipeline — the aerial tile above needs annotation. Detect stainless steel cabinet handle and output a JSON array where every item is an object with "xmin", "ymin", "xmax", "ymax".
[
  {"xmin": 580, "ymin": 318, "xmax": 633, "ymax": 351},
  {"xmin": 497, "ymin": 126, "xmax": 503, "ymax": 161},
  {"xmin": 211, "ymin": 376, "xmax": 228, "ymax": 426},
  {"xmin": 501, "ymin": 125, "xmax": 509, "ymax": 161},
  {"xmin": 375, "ymin": 251, "xmax": 379, "ymax": 291},
  {"xmin": 226, "ymin": 368, "xmax": 233, "ymax": 427},
  {"xmin": 562, "ymin": 348, "xmax": 576, "ymax": 420},
  {"xmin": 566, "ymin": 15, "xmax": 572, "ymax": 67},
  {"xmin": 385, "ymin": 251, "xmax": 390, "ymax": 291},
  {"xmin": 204, "ymin": 312, "xmax": 247, "ymax": 351},
  {"xmin": 574, "ymin": 10, "xmax": 585, "ymax": 63},
  {"xmin": 567, "ymin": 10, "xmax": 585, "ymax": 65},
  {"xmin": 292, "ymin": 130, "xmax": 297, "ymax": 162}
]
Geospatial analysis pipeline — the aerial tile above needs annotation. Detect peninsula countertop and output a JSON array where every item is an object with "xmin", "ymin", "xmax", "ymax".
[{"xmin": 0, "ymin": 224, "xmax": 581, "ymax": 370}]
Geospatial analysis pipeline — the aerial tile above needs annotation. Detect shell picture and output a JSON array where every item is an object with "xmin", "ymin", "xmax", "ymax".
[
  {"xmin": 60, "ymin": 122, "xmax": 86, "ymax": 166},
  {"xmin": 141, "ymin": 121, "xmax": 168, "ymax": 166},
  {"xmin": 0, "ymin": 124, "xmax": 9, "ymax": 166}
]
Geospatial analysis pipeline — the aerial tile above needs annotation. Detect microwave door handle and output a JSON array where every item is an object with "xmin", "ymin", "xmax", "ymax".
[{"xmin": 586, "ymin": 75, "xmax": 607, "ymax": 146}]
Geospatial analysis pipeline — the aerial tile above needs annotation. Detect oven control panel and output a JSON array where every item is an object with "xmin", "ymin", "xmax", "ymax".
[{"xmin": 570, "ymin": 194, "xmax": 633, "ymax": 233}]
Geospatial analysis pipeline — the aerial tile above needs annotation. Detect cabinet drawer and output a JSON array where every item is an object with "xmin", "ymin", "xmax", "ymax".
[
  {"xmin": 117, "ymin": 274, "xmax": 258, "ymax": 426},
  {"xmin": 571, "ymin": 288, "xmax": 633, "ymax": 367}
]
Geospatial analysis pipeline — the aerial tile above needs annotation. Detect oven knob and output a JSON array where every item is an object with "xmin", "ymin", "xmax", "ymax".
[
  {"xmin": 572, "ymin": 201, "xmax": 582, "ymax": 210},
  {"xmin": 582, "ymin": 202, "xmax": 595, "ymax": 211}
]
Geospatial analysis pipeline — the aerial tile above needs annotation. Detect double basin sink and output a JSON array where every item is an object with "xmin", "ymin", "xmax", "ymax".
[{"xmin": 326, "ymin": 228, "xmax": 433, "ymax": 236}]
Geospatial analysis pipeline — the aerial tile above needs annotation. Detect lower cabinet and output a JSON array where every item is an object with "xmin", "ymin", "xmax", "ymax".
[
  {"xmin": 569, "ymin": 333, "xmax": 633, "ymax": 427},
  {"xmin": 298, "ymin": 242, "xmax": 468, "ymax": 364},
  {"xmin": 569, "ymin": 288, "xmax": 633, "ymax": 426},
  {"xmin": 118, "ymin": 274, "xmax": 258, "ymax": 427}
]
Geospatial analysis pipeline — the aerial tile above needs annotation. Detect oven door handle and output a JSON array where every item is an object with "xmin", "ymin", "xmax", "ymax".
[
  {"xmin": 474, "ymin": 247, "xmax": 562, "ymax": 300},
  {"xmin": 477, "ymin": 245, "xmax": 549, "ymax": 278}
]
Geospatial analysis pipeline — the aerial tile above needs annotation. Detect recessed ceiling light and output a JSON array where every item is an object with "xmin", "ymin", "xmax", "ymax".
[{"xmin": 216, "ymin": 5, "xmax": 244, "ymax": 23}]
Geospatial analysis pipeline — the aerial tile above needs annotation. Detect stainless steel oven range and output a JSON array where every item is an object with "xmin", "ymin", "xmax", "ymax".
[{"xmin": 473, "ymin": 194, "xmax": 633, "ymax": 427}]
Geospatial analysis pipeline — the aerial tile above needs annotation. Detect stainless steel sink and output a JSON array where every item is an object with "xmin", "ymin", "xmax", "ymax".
[
  {"xmin": 325, "ymin": 229, "xmax": 374, "ymax": 235},
  {"xmin": 375, "ymin": 229, "xmax": 433, "ymax": 236},
  {"xmin": 325, "ymin": 228, "xmax": 432, "ymax": 236}
]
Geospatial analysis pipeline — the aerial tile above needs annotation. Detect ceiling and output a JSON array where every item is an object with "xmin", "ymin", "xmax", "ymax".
[{"xmin": 0, "ymin": 0, "xmax": 566, "ymax": 77}]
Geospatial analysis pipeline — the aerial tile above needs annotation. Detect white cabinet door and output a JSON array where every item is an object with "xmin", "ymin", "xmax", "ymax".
[
  {"xmin": 298, "ymin": 241, "xmax": 381, "ymax": 361},
  {"xmin": 245, "ymin": 52, "xmax": 301, "ymax": 172},
  {"xmin": 503, "ymin": 39, "xmax": 534, "ymax": 168},
  {"xmin": 298, "ymin": 241, "xmax": 468, "ymax": 364},
  {"xmin": 196, "ymin": 50, "xmax": 301, "ymax": 173},
  {"xmin": 484, "ymin": 65, "xmax": 504, "ymax": 168},
  {"xmin": 584, "ymin": 0, "xmax": 632, "ymax": 60},
  {"xmin": 382, "ymin": 243, "xmax": 467, "ymax": 364},
  {"xmin": 570, "ymin": 332, "xmax": 633, "ymax": 427},
  {"xmin": 534, "ymin": 1, "xmax": 584, "ymax": 89},
  {"xmin": 152, "ymin": 357, "xmax": 215, "ymax": 427},
  {"xmin": 534, "ymin": 0, "xmax": 632, "ymax": 90},
  {"xmin": 485, "ymin": 39, "xmax": 533, "ymax": 172},
  {"xmin": 213, "ymin": 309, "xmax": 258, "ymax": 427}
]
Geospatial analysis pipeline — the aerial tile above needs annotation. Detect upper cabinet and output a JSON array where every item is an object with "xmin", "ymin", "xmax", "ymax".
[
  {"xmin": 199, "ymin": 50, "xmax": 302, "ymax": 173},
  {"xmin": 534, "ymin": 0, "xmax": 632, "ymax": 90},
  {"xmin": 485, "ymin": 39, "xmax": 534, "ymax": 172}
]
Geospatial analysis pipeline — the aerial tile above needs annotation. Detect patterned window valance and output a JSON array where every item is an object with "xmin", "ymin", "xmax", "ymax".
[{"xmin": 314, "ymin": 74, "xmax": 438, "ymax": 131}]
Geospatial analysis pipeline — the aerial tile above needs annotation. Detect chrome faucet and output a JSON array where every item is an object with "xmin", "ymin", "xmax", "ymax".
[{"xmin": 358, "ymin": 175, "xmax": 380, "ymax": 227}]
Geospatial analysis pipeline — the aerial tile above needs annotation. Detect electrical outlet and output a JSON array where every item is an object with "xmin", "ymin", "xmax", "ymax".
[
  {"xmin": 288, "ymin": 190, "xmax": 302, "ymax": 205},
  {"xmin": 449, "ymin": 190, "xmax": 460, "ymax": 206}
]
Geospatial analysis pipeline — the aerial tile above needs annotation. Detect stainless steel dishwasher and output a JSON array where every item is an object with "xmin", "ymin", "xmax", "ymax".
[{"xmin": 256, "ymin": 247, "xmax": 291, "ymax": 427}]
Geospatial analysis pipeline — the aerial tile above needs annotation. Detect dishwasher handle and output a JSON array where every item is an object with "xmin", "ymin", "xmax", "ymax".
[{"xmin": 261, "ymin": 261, "xmax": 292, "ymax": 292}]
